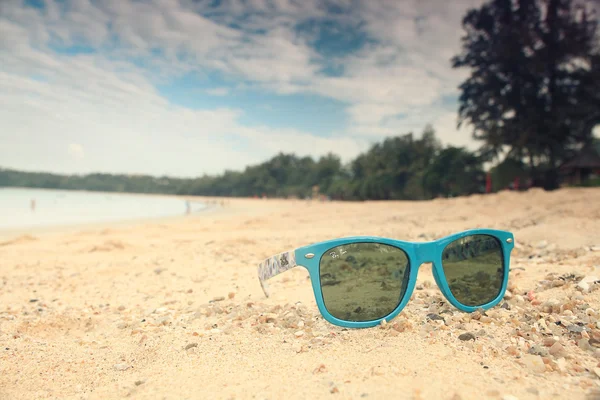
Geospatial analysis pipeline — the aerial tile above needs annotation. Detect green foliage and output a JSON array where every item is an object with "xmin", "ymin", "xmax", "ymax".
[
  {"xmin": 489, "ymin": 157, "xmax": 529, "ymax": 191},
  {"xmin": 423, "ymin": 147, "xmax": 486, "ymax": 198},
  {"xmin": 452, "ymin": 0, "xmax": 600, "ymax": 189},
  {"xmin": 0, "ymin": 126, "xmax": 488, "ymax": 200},
  {"xmin": 579, "ymin": 176, "xmax": 600, "ymax": 187},
  {"xmin": 343, "ymin": 126, "xmax": 445, "ymax": 200}
]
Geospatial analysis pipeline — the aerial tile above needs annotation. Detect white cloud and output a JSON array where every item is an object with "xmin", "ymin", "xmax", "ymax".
[
  {"xmin": 206, "ymin": 87, "xmax": 230, "ymax": 96},
  {"xmin": 0, "ymin": 44, "xmax": 362, "ymax": 176},
  {"xmin": 0, "ymin": 0, "xmax": 489, "ymax": 176},
  {"xmin": 346, "ymin": 103, "xmax": 403, "ymax": 127},
  {"xmin": 432, "ymin": 113, "xmax": 479, "ymax": 151},
  {"xmin": 68, "ymin": 143, "xmax": 85, "ymax": 159}
]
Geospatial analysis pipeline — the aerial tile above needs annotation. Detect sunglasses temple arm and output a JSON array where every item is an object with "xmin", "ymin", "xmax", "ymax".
[{"xmin": 257, "ymin": 250, "xmax": 298, "ymax": 298}]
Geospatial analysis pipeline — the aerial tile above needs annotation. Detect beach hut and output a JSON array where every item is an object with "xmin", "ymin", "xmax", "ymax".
[{"xmin": 559, "ymin": 144, "xmax": 600, "ymax": 185}]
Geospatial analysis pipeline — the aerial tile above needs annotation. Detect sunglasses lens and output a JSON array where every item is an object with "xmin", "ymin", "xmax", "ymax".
[
  {"xmin": 441, "ymin": 234, "xmax": 504, "ymax": 306},
  {"xmin": 319, "ymin": 242, "xmax": 410, "ymax": 322}
]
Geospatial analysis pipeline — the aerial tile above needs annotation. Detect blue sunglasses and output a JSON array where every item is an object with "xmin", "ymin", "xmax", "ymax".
[{"xmin": 258, "ymin": 229, "xmax": 515, "ymax": 328}]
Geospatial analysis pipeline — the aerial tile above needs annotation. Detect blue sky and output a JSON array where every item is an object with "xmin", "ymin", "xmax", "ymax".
[{"xmin": 1, "ymin": 0, "xmax": 498, "ymax": 177}]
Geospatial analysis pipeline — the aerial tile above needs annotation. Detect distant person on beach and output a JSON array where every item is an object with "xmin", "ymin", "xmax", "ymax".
[
  {"xmin": 185, "ymin": 200, "xmax": 191, "ymax": 215},
  {"xmin": 30, "ymin": 199, "xmax": 36, "ymax": 212}
]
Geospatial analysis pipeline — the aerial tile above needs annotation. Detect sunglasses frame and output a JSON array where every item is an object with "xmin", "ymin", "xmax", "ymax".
[{"xmin": 258, "ymin": 229, "xmax": 514, "ymax": 328}]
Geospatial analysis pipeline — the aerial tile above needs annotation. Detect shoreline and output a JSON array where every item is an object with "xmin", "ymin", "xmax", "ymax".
[
  {"xmin": 1, "ymin": 186, "xmax": 598, "ymax": 244},
  {"xmin": 0, "ymin": 189, "xmax": 224, "ymax": 241}
]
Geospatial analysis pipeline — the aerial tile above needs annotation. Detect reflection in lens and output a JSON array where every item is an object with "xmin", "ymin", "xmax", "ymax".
[
  {"xmin": 441, "ymin": 234, "xmax": 504, "ymax": 306},
  {"xmin": 319, "ymin": 242, "xmax": 410, "ymax": 322}
]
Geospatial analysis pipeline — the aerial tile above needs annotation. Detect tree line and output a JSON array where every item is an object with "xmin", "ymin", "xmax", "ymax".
[
  {"xmin": 2, "ymin": 0, "xmax": 599, "ymax": 199},
  {"xmin": 0, "ymin": 126, "xmax": 491, "ymax": 200}
]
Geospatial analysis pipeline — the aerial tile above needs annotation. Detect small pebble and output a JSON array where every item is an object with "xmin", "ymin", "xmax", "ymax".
[
  {"xmin": 578, "ymin": 276, "xmax": 599, "ymax": 292},
  {"xmin": 294, "ymin": 331, "xmax": 305, "ymax": 338},
  {"xmin": 579, "ymin": 339, "xmax": 593, "ymax": 351},
  {"xmin": 265, "ymin": 313, "xmax": 278, "ymax": 323},
  {"xmin": 185, "ymin": 343, "xmax": 198, "ymax": 350},
  {"xmin": 528, "ymin": 345, "xmax": 549, "ymax": 357},
  {"xmin": 211, "ymin": 296, "xmax": 225, "ymax": 302},
  {"xmin": 458, "ymin": 333, "xmax": 476, "ymax": 341},
  {"xmin": 426, "ymin": 313, "xmax": 444, "ymax": 322},
  {"xmin": 583, "ymin": 330, "xmax": 590, "ymax": 339},
  {"xmin": 228, "ymin": 292, "xmax": 235, "ymax": 299},
  {"xmin": 113, "ymin": 363, "xmax": 131, "ymax": 371},
  {"xmin": 134, "ymin": 380, "xmax": 145, "ymax": 386},
  {"xmin": 515, "ymin": 295, "xmax": 525, "ymax": 303},
  {"xmin": 522, "ymin": 354, "xmax": 546, "ymax": 373},
  {"xmin": 568, "ymin": 325, "xmax": 584, "ymax": 333},
  {"xmin": 549, "ymin": 342, "xmax": 567, "ymax": 358},
  {"xmin": 586, "ymin": 308, "xmax": 596, "ymax": 317}
]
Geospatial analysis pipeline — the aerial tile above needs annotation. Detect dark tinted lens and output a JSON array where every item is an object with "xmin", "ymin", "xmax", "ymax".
[
  {"xmin": 441, "ymin": 234, "xmax": 504, "ymax": 306},
  {"xmin": 319, "ymin": 242, "xmax": 410, "ymax": 322}
]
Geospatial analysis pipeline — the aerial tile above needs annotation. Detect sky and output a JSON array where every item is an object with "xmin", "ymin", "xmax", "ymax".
[{"xmin": 0, "ymin": 0, "xmax": 542, "ymax": 177}]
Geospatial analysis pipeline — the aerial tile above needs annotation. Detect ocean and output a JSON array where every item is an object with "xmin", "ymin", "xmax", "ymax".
[{"xmin": 0, "ymin": 188, "xmax": 205, "ymax": 230}]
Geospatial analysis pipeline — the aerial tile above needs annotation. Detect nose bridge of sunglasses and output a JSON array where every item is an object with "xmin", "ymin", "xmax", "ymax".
[{"xmin": 413, "ymin": 241, "xmax": 439, "ymax": 265}]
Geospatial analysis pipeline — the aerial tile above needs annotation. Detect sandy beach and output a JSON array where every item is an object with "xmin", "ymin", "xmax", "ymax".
[{"xmin": 1, "ymin": 188, "xmax": 600, "ymax": 400}]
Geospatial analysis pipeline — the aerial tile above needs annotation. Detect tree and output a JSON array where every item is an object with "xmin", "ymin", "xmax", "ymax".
[
  {"xmin": 489, "ymin": 156, "xmax": 529, "ymax": 191},
  {"xmin": 452, "ymin": 0, "xmax": 600, "ymax": 189},
  {"xmin": 423, "ymin": 147, "xmax": 485, "ymax": 197},
  {"xmin": 0, "ymin": 126, "xmax": 489, "ymax": 199}
]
